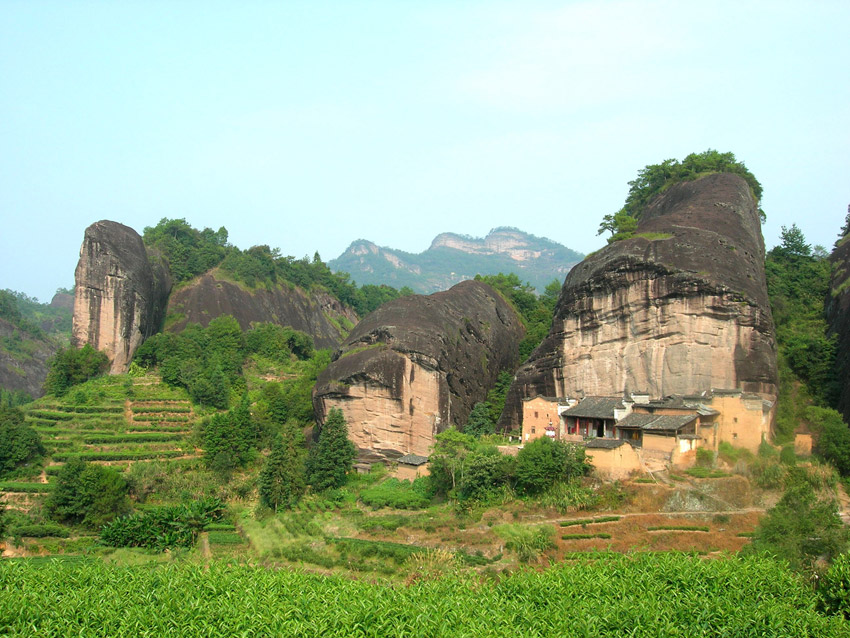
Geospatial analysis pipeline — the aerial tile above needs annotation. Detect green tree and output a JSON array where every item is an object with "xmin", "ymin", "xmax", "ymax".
[
  {"xmin": 427, "ymin": 427, "xmax": 477, "ymax": 497},
  {"xmin": 515, "ymin": 437, "xmax": 590, "ymax": 494},
  {"xmin": 0, "ymin": 407, "xmax": 45, "ymax": 478},
  {"xmin": 746, "ymin": 470, "xmax": 849, "ymax": 572},
  {"xmin": 807, "ymin": 406, "xmax": 850, "ymax": 476},
  {"xmin": 464, "ymin": 402, "xmax": 495, "ymax": 437},
  {"xmin": 259, "ymin": 425, "xmax": 306, "ymax": 511},
  {"xmin": 46, "ymin": 458, "xmax": 131, "ymax": 528},
  {"xmin": 308, "ymin": 407, "xmax": 355, "ymax": 491},
  {"xmin": 43, "ymin": 344, "xmax": 110, "ymax": 396},
  {"xmin": 777, "ymin": 224, "xmax": 812, "ymax": 258},
  {"xmin": 457, "ymin": 448, "xmax": 515, "ymax": 503},
  {"xmin": 202, "ymin": 393, "xmax": 258, "ymax": 477}
]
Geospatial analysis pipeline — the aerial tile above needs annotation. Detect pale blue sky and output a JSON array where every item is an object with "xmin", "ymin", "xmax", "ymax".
[{"xmin": 2, "ymin": 1, "xmax": 848, "ymax": 302}]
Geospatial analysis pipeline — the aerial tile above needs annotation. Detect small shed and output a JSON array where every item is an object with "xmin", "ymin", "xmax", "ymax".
[
  {"xmin": 584, "ymin": 438, "xmax": 641, "ymax": 480},
  {"xmin": 394, "ymin": 453, "xmax": 430, "ymax": 480}
]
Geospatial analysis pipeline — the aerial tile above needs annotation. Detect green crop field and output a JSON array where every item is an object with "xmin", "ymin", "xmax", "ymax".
[{"xmin": 0, "ymin": 554, "xmax": 844, "ymax": 636}]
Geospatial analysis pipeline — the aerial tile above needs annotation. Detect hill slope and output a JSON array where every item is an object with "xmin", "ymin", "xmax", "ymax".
[{"xmin": 329, "ymin": 227, "xmax": 583, "ymax": 294}]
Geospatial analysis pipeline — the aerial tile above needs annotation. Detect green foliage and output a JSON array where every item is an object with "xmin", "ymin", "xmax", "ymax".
[
  {"xmin": 43, "ymin": 344, "xmax": 110, "ymax": 397},
  {"xmin": 493, "ymin": 523, "xmax": 555, "ymax": 563},
  {"xmin": 599, "ymin": 150, "xmax": 764, "ymax": 240},
  {"xmin": 485, "ymin": 371, "xmax": 513, "ymax": 424},
  {"xmin": 9, "ymin": 523, "xmax": 70, "ymax": 538},
  {"xmin": 819, "ymin": 552, "xmax": 850, "ymax": 618},
  {"xmin": 806, "ymin": 406, "xmax": 850, "ymax": 476},
  {"xmin": 143, "ymin": 218, "xmax": 230, "ymax": 284},
  {"xmin": 3, "ymin": 555, "xmax": 848, "ymax": 635},
  {"xmin": 0, "ymin": 388, "xmax": 33, "ymax": 409},
  {"xmin": 360, "ymin": 478, "xmax": 430, "ymax": 509},
  {"xmin": 45, "ymin": 458, "xmax": 131, "ymax": 529},
  {"xmin": 202, "ymin": 393, "xmax": 260, "ymax": 477},
  {"xmin": 427, "ymin": 427, "xmax": 477, "ymax": 498},
  {"xmin": 259, "ymin": 427, "xmax": 307, "ymax": 512},
  {"xmin": 308, "ymin": 407, "xmax": 355, "ymax": 491},
  {"xmin": 457, "ymin": 448, "xmax": 515, "ymax": 504},
  {"xmin": 695, "ymin": 447, "xmax": 715, "ymax": 468},
  {"xmin": 0, "ymin": 406, "xmax": 45, "ymax": 478},
  {"xmin": 515, "ymin": 437, "xmax": 590, "ymax": 495},
  {"xmin": 0, "ymin": 289, "xmax": 72, "ymax": 338},
  {"xmin": 746, "ymin": 469, "xmax": 849, "ymax": 572},
  {"xmin": 100, "ymin": 498, "xmax": 225, "ymax": 550},
  {"xmin": 245, "ymin": 322, "xmax": 314, "ymax": 361},
  {"xmin": 463, "ymin": 401, "xmax": 495, "ymax": 437},
  {"xmin": 765, "ymin": 227, "xmax": 838, "ymax": 427},
  {"xmin": 474, "ymin": 272, "xmax": 554, "ymax": 359}
]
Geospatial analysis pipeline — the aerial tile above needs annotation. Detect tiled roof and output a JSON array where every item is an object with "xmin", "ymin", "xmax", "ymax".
[
  {"xmin": 585, "ymin": 438, "xmax": 627, "ymax": 450},
  {"xmin": 562, "ymin": 396, "xmax": 624, "ymax": 419},
  {"xmin": 616, "ymin": 413, "xmax": 698, "ymax": 432},
  {"xmin": 397, "ymin": 454, "xmax": 429, "ymax": 466}
]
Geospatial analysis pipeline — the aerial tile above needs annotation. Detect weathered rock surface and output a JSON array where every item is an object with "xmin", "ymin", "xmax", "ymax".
[
  {"xmin": 313, "ymin": 280, "xmax": 525, "ymax": 462},
  {"xmin": 72, "ymin": 221, "xmax": 172, "ymax": 373},
  {"xmin": 165, "ymin": 271, "xmax": 358, "ymax": 349},
  {"xmin": 502, "ymin": 173, "xmax": 778, "ymax": 428},
  {"xmin": 827, "ymin": 234, "xmax": 850, "ymax": 423}
]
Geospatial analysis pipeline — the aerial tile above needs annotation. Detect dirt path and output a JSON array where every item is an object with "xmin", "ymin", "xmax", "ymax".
[{"xmin": 199, "ymin": 532, "xmax": 211, "ymax": 559}]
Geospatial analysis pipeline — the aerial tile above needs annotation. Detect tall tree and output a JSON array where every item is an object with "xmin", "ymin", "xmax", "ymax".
[
  {"xmin": 259, "ymin": 425, "xmax": 306, "ymax": 511},
  {"xmin": 307, "ymin": 407, "xmax": 355, "ymax": 491}
]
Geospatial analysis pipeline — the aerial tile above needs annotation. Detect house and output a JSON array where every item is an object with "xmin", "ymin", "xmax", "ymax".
[
  {"xmin": 584, "ymin": 438, "xmax": 642, "ymax": 480},
  {"xmin": 561, "ymin": 396, "xmax": 627, "ymax": 439},
  {"xmin": 394, "ymin": 453, "xmax": 429, "ymax": 480},
  {"xmin": 521, "ymin": 395, "xmax": 578, "ymax": 443},
  {"xmin": 615, "ymin": 412, "xmax": 701, "ymax": 468}
]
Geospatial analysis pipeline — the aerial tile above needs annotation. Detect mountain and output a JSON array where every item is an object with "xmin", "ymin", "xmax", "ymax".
[{"xmin": 328, "ymin": 227, "xmax": 583, "ymax": 294}]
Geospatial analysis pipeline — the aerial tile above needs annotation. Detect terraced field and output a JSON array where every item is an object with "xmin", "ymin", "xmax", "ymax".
[{"xmin": 1, "ymin": 375, "xmax": 200, "ymax": 511}]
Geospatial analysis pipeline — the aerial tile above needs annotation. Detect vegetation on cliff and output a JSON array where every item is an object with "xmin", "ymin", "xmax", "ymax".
[
  {"xmin": 142, "ymin": 217, "xmax": 410, "ymax": 316},
  {"xmin": 598, "ymin": 150, "xmax": 763, "ymax": 242}
]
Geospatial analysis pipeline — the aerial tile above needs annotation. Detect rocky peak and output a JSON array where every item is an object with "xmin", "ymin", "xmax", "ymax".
[
  {"xmin": 501, "ymin": 173, "xmax": 778, "ymax": 428},
  {"xmin": 72, "ymin": 220, "xmax": 172, "ymax": 373},
  {"xmin": 313, "ymin": 280, "xmax": 525, "ymax": 462}
]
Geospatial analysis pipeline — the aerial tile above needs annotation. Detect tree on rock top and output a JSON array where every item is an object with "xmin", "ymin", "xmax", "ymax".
[{"xmin": 308, "ymin": 407, "xmax": 355, "ymax": 491}]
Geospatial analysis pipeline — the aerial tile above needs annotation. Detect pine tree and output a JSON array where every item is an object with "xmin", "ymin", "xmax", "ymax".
[
  {"xmin": 259, "ymin": 426, "xmax": 306, "ymax": 511},
  {"xmin": 308, "ymin": 407, "xmax": 355, "ymax": 491}
]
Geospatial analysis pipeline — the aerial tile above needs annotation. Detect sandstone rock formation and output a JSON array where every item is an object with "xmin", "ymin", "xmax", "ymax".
[
  {"xmin": 502, "ymin": 173, "xmax": 778, "ymax": 428},
  {"xmin": 72, "ymin": 221, "xmax": 172, "ymax": 373},
  {"xmin": 827, "ymin": 234, "xmax": 850, "ymax": 423},
  {"xmin": 165, "ymin": 271, "xmax": 358, "ymax": 349},
  {"xmin": 313, "ymin": 280, "xmax": 525, "ymax": 462}
]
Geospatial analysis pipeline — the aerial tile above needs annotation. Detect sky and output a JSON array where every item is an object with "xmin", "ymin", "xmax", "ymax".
[{"xmin": 2, "ymin": 1, "xmax": 848, "ymax": 302}]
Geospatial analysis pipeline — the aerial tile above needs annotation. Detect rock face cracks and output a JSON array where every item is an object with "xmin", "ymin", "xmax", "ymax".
[
  {"xmin": 313, "ymin": 280, "xmax": 525, "ymax": 462},
  {"xmin": 72, "ymin": 221, "xmax": 171, "ymax": 373},
  {"xmin": 502, "ymin": 173, "xmax": 778, "ymax": 428}
]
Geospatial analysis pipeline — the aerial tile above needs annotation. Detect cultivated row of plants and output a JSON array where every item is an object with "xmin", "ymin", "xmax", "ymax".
[{"xmin": 1, "ymin": 554, "xmax": 847, "ymax": 636}]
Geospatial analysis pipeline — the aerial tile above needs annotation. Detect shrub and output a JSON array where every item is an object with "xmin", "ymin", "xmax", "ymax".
[
  {"xmin": 45, "ymin": 458, "xmax": 131, "ymax": 529},
  {"xmin": 515, "ymin": 437, "xmax": 590, "ymax": 494},
  {"xmin": 494, "ymin": 524, "xmax": 555, "ymax": 563},
  {"xmin": 99, "ymin": 498, "xmax": 225, "ymax": 550},
  {"xmin": 43, "ymin": 345, "xmax": 110, "ymax": 397},
  {"xmin": 360, "ymin": 479, "xmax": 429, "ymax": 510},
  {"xmin": 10, "ymin": 523, "xmax": 70, "ymax": 538},
  {"xmin": 695, "ymin": 448, "xmax": 715, "ymax": 468},
  {"xmin": 819, "ymin": 552, "xmax": 850, "ymax": 618},
  {"xmin": 0, "ymin": 406, "xmax": 45, "ymax": 478}
]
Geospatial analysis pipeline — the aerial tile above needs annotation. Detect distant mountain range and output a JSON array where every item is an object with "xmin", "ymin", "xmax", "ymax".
[{"xmin": 329, "ymin": 227, "xmax": 584, "ymax": 294}]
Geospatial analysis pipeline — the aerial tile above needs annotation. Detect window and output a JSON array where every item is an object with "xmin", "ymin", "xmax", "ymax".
[{"xmin": 535, "ymin": 411, "xmax": 539, "ymax": 418}]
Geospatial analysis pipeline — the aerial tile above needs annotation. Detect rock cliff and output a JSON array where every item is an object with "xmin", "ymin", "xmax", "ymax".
[
  {"xmin": 313, "ymin": 280, "xmax": 525, "ymax": 462},
  {"xmin": 502, "ymin": 173, "xmax": 778, "ymax": 428},
  {"xmin": 72, "ymin": 221, "xmax": 172, "ymax": 373},
  {"xmin": 165, "ymin": 270, "xmax": 358, "ymax": 349},
  {"xmin": 827, "ymin": 234, "xmax": 850, "ymax": 423}
]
